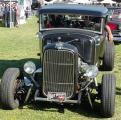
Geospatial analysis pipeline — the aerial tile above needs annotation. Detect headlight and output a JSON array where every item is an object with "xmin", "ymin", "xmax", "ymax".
[
  {"xmin": 24, "ymin": 61, "xmax": 36, "ymax": 74},
  {"xmin": 84, "ymin": 65, "xmax": 98, "ymax": 78}
]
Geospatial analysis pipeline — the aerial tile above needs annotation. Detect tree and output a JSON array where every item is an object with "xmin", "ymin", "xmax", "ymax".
[
  {"xmin": 45, "ymin": 0, "xmax": 53, "ymax": 1},
  {"xmin": 113, "ymin": 0, "xmax": 121, "ymax": 2},
  {"xmin": 97, "ymin": 0, "xmax": 103, "ymax": 1}
]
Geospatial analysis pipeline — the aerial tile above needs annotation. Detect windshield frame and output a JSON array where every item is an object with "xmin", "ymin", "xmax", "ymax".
[{"xmin": 39, "ymin": 13, "xmax": 104, "ymax": 34}]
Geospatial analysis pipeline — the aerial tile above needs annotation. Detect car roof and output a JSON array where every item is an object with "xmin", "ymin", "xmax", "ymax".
[{"xmin": 39, "ymin": 3, "xmax": 108, "ymax": 17}]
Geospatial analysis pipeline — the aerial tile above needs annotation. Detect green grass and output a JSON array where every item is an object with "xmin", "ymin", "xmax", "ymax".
[
  {"xmin": 0, "ymin": 17, "xmax": 121, "ymax": 120},
  {"xmin": 0, "ymin": 17, "xmax": 39, "ymax": 77}
]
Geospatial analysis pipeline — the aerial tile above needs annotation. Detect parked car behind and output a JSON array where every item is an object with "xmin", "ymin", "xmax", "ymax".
[{"xmin": 107, "ymin": 7, "xmax": 121, "ymax": 42}]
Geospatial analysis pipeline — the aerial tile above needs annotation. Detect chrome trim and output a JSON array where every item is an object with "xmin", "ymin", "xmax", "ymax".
[
  {"xmin": 33, "ymin": 68, "xmax": 42, "ymax": 78},
  {"xmin": 80, "ymin": 79, "xmax": 93, "ymax": 91},
  {"xmin": 34, "ymin": 68, "xmax": 42, "ymax": 73},
  {"xmin": 94, "ymin": 78, "xmax": 98, "ymax": 87}
]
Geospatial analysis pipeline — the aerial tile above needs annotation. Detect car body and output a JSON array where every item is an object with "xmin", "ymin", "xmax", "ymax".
[
  {"xmin": 0, "ymin": 4, "xmax": 116, "ymax": 118},
  {"xmin": 107, "ymin": 7, "xmax": 121, "ymax": 42}
]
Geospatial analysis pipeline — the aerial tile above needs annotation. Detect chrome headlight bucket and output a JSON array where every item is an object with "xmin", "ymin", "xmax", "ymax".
[
  {"xmin": 24, "ymin": 61, "xmax": 36, "ymax": 74},
  {"xmin": 81, "ymin": 63, "xmax": 99, "ymax": 78},
  {"xmin": 84, "ymin": 65, "xmax": 99, "ymax": 78}
]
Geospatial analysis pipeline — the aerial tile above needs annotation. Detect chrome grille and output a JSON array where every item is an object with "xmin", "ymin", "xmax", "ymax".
[{"xmin": 43, "ymin": 49, "xmax": 75, "ymax": 98}]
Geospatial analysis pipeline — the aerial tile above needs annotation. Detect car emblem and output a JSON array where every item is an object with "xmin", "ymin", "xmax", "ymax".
[{"xmin": 55, "ymin": 42, "xmax": 63, "ymax": 49}]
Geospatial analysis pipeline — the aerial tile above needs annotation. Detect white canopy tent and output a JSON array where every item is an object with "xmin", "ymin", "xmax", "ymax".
[
  {"xmin": 100, "ymin": 0, "xmax": 116, "ymax": 4},
  {"xmin": 0, "ymin": 0, "xmax": 17, "ymax": 2},
  {"xmin": 43, "ymin": 0, "xmax": 63, "ymax": 5},
  {"xmin": 42, "ymin": 0, "xmax": 92, "ymax": 5},
  {"xmin": 0, "ymin": 0, "xmax": 32, "ymax": 26},
  {"xmin": 71, "ymin": 0, "xmax": 92, "ymax": 4}
]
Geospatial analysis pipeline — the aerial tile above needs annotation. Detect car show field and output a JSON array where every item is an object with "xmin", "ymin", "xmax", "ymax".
[{"xmin": 0, "ymin": 16, "xmax": 121, "ymax": 120}]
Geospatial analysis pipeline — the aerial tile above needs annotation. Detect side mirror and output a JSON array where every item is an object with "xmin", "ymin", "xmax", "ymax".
[
  {"xmin": 36, "ymin": 32, "xmax": 43, "ymax": 39},
  {"xmin": 37, "ymin": 53, "xmax": 41, "ymax": 56}
]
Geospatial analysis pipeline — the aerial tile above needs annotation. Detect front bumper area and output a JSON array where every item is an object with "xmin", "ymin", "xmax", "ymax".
[
  {"xmin": 113, "ymin": 37, "xmax": 121, "ymax": 42},
  {"xmin": 34, "ymin": 97, "xmax": 78, "ymax": 104},
  {"xmin": 34, "ymin": 90, "xmax": 78, "ymax": 104},
  {"xmin": 112, "ymin": 30, "xmax": 121, "ymax": 42}
]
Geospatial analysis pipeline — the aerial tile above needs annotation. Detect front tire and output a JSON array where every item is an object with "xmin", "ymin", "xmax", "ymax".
[
  {"xmin": 0, "ymin": 68, "xmax": 21, "ymax": 109},
  {"xmin": 101, "ymin": 74, "xmax": 116, "ymax": 117}
]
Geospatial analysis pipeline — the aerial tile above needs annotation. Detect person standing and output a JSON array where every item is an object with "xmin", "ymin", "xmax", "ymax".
[
  {"xmin": 0, "ymin": 3, "xmax": 4, "ymax": 22},
  {"xmin": 3, "ymin": 3, "xmax": 10, "ymax": 27},
  {"xmin": 105, "ymin": 25, "xmax": 113, "ymax": 42},
  {"xmin": 25, "ymin": 6, "xmax": 29, "ymax": 19},
  {"xmin": 13, "ymin": 3, "xmax": 20, "ymax": 27}
]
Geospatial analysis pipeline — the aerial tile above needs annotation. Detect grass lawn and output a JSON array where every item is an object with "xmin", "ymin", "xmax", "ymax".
[{"xmin": 0, "ymin": 17, "xmax": 121, "ymax": 120}]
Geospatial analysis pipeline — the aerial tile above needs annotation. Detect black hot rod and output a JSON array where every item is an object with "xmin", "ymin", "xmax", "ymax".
[{"xmin": 0, "ymin": 4, "xmax": 116, "ymax": 118}]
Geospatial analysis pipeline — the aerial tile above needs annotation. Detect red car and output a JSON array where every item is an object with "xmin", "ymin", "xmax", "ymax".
[{"xmin": 107, "ymin": 7, "xmax": 121, "ymax": 42}]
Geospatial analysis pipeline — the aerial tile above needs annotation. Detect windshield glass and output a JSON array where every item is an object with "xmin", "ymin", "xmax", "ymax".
[{"xmin": 40, "ymin": 13, "xmax": 103, "ymax": 33}]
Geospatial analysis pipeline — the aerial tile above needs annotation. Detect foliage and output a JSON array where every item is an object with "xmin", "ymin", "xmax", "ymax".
[
  {"xmin": 113, "ymin": 0, "xmax": 121, "ymax": 2},
  {"xmin": 97, "ymin": 0, "xmax": 121, "ymax": 2}
]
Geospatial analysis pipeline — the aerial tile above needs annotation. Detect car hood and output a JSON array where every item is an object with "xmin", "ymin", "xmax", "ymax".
[
  {"xmin": 40, "ymin": 28, "xmax": 100, "ymax": 64},
  {"xmin": 40, "ymin": 28, "xmax": 99, "ymax": 38}
]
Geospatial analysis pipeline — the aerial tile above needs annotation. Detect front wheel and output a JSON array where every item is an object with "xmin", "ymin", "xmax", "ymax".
[
  {"xmin": 0, "ymin": 68, "xmax": 22, "ymax": 109},
  {"xmin": 101, "ymin": 74, "xmax": 116, "ymax": 117}
]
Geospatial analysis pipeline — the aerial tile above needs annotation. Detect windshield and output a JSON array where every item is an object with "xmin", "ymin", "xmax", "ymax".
[{"xmin": 40, "ymin": 13, "xmax": 103, "ymax": 33}]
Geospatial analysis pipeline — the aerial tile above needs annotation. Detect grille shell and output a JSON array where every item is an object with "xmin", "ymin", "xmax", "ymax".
[{"xmin": 43, "ymin": 49, "xmax": 75, "ymax": 98}]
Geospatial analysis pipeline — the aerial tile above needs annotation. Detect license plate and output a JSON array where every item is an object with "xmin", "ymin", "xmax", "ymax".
[{"xmin": 47, "ymin": 92, "xmax": 66, "ymax": 102}]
